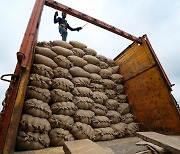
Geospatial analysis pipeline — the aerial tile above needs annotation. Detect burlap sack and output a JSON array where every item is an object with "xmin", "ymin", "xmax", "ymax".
[
  {"xmin": 69, "ymin": 66, "xmax": 90, "ymax": 78},
  {"xmin": 71, "ymin": 77, "xmax": 90, "ymax": 87},
  {"xmin": 126, "ymin": 122, "xmax": 139, "ymax": 136},
  {"xmin": 101, "ymin": 79, "xmax": 115, "ymax": 89},
  {"xmin": 24, "ymin": 99, "xmax": 52, "ymax": 119},
  {"xmin": 71, "ymin": 48, "xmax": 85, "ymax": 57},
  {"xmin": 35, "ymin": 46, "xmax": 57, "ymax": 59},
  {"xmin": 36, "ymin": 41, "xmax": 52, "ymax": 49},
  {"xmin": 108, "ymin": 66, "xmax": 119, "ymax": 74},
  {"xmin": 72, "ymin": 87, "xmax": 92, "ymax": 97},
  {"xmin": 105, "ymin": 89, "xmax": 116, "ymax": 99},
  {"xmin": 51, "ymin": 89, "xmax": 73, "ymax": 103},
  {"xmin": 52, "ymin": 40, "xmax": 73, "ymax": 49},
  {"xmin": 16, "ymin": 131, "xmax": 50, "ymax": 151},
  {"xmin": 71, "ymin": 122, "xmax": 95, "ymax": 140},
  {"xmin": 34, "ymin": 54, "xmax": 58, "ymax": 68},
  {"xmin": 83, "ymin": 48, "xmax": 97, "ymax": 56},
  {"xmin": 99, "ymin": 69, "xmax": 112, "ymax": 79},
  {"xmin": 48, "ymin": 114, "xmax": 74, "ymax": 129},
  {"xmin": 116, "ymin": 94, "xmax": 127, "ymax": 103},
  {"xmin": 91, "ymin": 116, "xmax": 111, "ymax": 128},
  {"xmin": 96, "ymin": 54, "xmax": 107, "ymax": 62},
  {"xmin": 88, "ymin": 83, "xmax": 104, "ymax": 92},
  {"xmin": 26, "ymin": 86, "xmax": 51, "ymax": 103},
  {"xmin": 91, "ymin": 103, "xmax": 107, "ymax": 116},
  {"xmin": 99, "ymin": 61, "xmax": 108, "ymax": 69},
  {"xmin": 106, "ymin": 110, "xmax": 121, "ymax": 124},
  {"xmin": 92, "ymin": 91, "xmax": 108, "ymax": 105},
  {"xmin": 53, "ymin": 55, "xmax": 72, "ymax": 69},
  {"xmin": 83, "ymin": 64, "xmax": 101, "ymax": 74},
  {"xmin": 53, "ymin": 67, "xmax": 72, "ymax": 79},
  {"xmin": 69, "ymin": 40, "xmax": 87, "ymax": 49},
  {"xmin": 51, "ymin": 102, "xmax": 77, "ymax": 116},
  {"xmin": 111, "ymin": 74, "xmax": 123, "ymax": 84},
  {"xmin": 28, "ymin": 74, "xmax": 52, "ymax": 89},
  {"xmin": 121, "ymin": 113, "xmax": 134, "ymax": 124},
  {"xmin": 20, "ymin": 114, "xmax": 51, "ymax": 133},
  {"xmin": 116, "ymin": 103, "xmax": 130, "ymax": 115},
  {"xmin": 106, "ymin": 58, "xmax": 115, "ymax": 67},
  {"xmin": 67, "ymin": 55, "xmax": 87, "ymax": 67},
  {"xmin": 73, "ymin": 96, "xmax": 94, "ymax": 110},
  {"xmin": 94, "ymin": 127, "xmax": 115, "ymax": 141},
  {"xmin": 106, "ymin": 99, "xmax": 119, "ymax": 110},
  {"xmin": 31, "ymin": 64, "xmax": 54, "ymax": 79},
  {"xmin": 52, "ymin": 46, "xmax": 74, "ymax": 57},
  {"xmin": 82, "ymin": 55, "xmax": 99, "ymax": 65},
  {"xmin": 111, "ymin": 122, "xmax": 127, "ymax": 138},
  {"xmin": 52, "ymin": 78, "xmax": 74, "ymax": 92},
  {"xmin": 116, "ymin": 84, "xmax": 125, "ymax": 94},
  {"xmin": 89, "ymin": 73, "xmax": 102, "ymax": 84}
]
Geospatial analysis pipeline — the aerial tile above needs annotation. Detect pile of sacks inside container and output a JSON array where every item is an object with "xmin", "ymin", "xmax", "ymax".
[{"xmin": 16, "ymin": 40, "xmax": 139, "ymax": 151}]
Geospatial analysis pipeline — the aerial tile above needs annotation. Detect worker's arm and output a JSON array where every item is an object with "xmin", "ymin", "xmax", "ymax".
[
  {"xmin": 67, "ymin": 24, "xmax": 82, "ymax": 31},
  {"xmin": 54, "ymin": 11, "xmax": 61, "ymax": 24}
]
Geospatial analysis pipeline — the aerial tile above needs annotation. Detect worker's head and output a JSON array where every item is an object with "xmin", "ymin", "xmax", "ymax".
[{"xmin": 62, "ymin": 12, "xmax": 67, "ymax": 19}]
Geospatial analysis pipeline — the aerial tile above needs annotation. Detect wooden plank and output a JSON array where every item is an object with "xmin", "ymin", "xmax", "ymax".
[{"xmin": 137, "ymin": 132, "xmax": 180, "ymax": 154}]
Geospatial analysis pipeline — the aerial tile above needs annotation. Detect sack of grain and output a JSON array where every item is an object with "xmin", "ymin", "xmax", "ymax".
[
  {"xmin": 92, "ymin": 91, "xmax": 108, "ymax": 105},
  {"xmin": 48, "ymin": 114, "xmax": 74, "ymax": 129},
  {"xmin": 94, "ymin": 127, "xmax": 115, "ymax": 141},
  {"xmin": 71, "ymin": 122, "xmax": 95, "ymax": 140},
  {"xmin": 83, "ymin": 55, "xmax": 99, "ymax": 65},
  {"xmin": 26, "ymin": 86, "xmax": 51, "ymax": 103},
  {"xmin": 71, "ymin": 48, "xmax": 85, "ymax": 57},
  {"xmin": 91, "ymin": 116, "xmax": 111, "ymax": 128},
  {"xmin": 88, "ymin": 83, "xmax": 104, "ymax": 92},
  {"xmin": 83, "ymin": 64, "xmax": 101, "ymax": 74},
  {"xmin": 99, "ymin": 69, "xmax": 112, "ymax": 79},
  {"xmin": 101, "ymin": 79, "xmax": 115, "ymax": 89},
  {"xmin": 116, "ymin": 84, "xmax": 125, "ymax": 94},
  {"xmin": 73, "ymin": 96, "xmax": 94, "ymax": 110},
  {"xmin": 116, "ymin": 94, "xmax": 127, "ymax": 103},
  {"xmin": 71, "ymin": 77, "xmax": 90, "ymax": 87},
  {"xmin": 99, "ymin": 61, "xmax": 108, "ymax": 69},
  {"xmin": 106, "ymin": 110, "xmax": 121, "ymax": 124},
  {"xmin": 31, "ymin": 64, "xmax": 54, "ymax": 79},
  {"xmin": 89, "ymin": 73, "xmax": 102, "ymax": 84},
  {"xmin": 67, "ymin": 55, "xmax": 87, "ymax": 67},
  {"xmin": 106, "ymin": 99, "xmax": 119, "ymax": 110},
  {"xmin": 96, "ymin": 54, "xmax": 107, "ymax": 62},
  {"xmin": 126, "ymin": 122, "xmax": 139, "ymax": 136},
  {"xmin": 72, "ymin": 87, "xmax": 92, "ymax": 97},
  {"xmin": 116, "ymin": 103, "xmax": 130, "ymax": 115},
  {"xmin": 36, "ymin": 41, "xmax": 52, "ymax": 49},
  {"xmin": 121, "ymin": 113, "xmax": 134, "ymax": 124},
  {"xmin": 28, "ymin": 74, "xmax": 52, "ymax": 89},
  {"xmin": 34, "ymin": 54, "xmax": 58, "ymax": 68},
  {"xmin": 83, "ymin": 48, "xmax": 97, "ymax": 56},
  {"xmin": 105, "ymin": 89, "xmax": 116, "ymax": 99},
  {"xmin": 69, "ymin": 66, "xmax": 90, "ymax": 78},
  {"xmin": 111, "ymin": 74, "xmax": 123, "ymax": 84},
  {"xmin": 52, "ymin": 78, "xmax": 74, "ymax": 92},
  {"xmin": 35, "ymin": 46, "xmax": 57, "ymax": 59},
  {"xmin": 20, "ymin": 114, "xmax": 51, "ymax": 133},
  {"xmin": 51, "ymin": 46, "xmax": 74, "ymax": 57},
  {"xmin": 111, "ymin": 122, "xmax": 127, "ymax": 138},
  {"xmin": 49, "ymin": 128, "xmax": 74, "ymax": 146},
  {"xmin": 69, "ymin": 40, "xmax": 87, "ymax": 49},
  {"xmin": 53, "ymin": 55, "xmax": 72, "ymax": 69},
  {"xmin": 51, "ymin": 102, "xmax": 77, "ymax": 116},
  {"xmin": 16, "ymin": 131, "xmax": 50, "ymax": 150},
  {"xmin": 74, "ymin": 109, "xmax": 95, "ymax": 125},
  {"xmin": 106, "ymin": 58, "xmax": 115, "ymax": 67},
  {"xmin": 91, "ymin": 103, "xmax": 107, "ymax": 116},
  {"xmin": 53, "ymin": 67, "xmax": 72, "ymax": 79},
  {"xmin": 24, "ymin": 99, "xmax": 52, "ymax": 119},
  {"xmin": 108, "ymin": 66, "xmax": 119, "ymax": 74},
  {"xmin": 52, "ymin": 40, "xmax": 73, "ymax": 49},
  {"xmin": 51, "ymin": 89, "xmax": 73, "ymax": 103}
]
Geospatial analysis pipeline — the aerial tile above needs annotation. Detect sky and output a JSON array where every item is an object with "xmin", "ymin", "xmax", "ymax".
[{"xmin": 0, "ymin": 0, "xmax": 180, "ymax": 111}]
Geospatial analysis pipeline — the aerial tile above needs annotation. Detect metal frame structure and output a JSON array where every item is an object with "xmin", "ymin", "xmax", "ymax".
[{"xmin": 0, "ymin": 0, "xmax": 172, "ymax": 153}]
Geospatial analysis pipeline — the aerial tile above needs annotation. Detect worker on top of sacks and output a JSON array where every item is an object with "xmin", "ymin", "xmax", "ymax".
[{"xmin": 54, "ymin": 11, "xmax": 82, "ymax": 41}]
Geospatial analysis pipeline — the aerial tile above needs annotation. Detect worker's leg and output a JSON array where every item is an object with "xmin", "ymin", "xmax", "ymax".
[{"xmin": 59, "ymin": 27, "xmax": 68, "ymax": 41}]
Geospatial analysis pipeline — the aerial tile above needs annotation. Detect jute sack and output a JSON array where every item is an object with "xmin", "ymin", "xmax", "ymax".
[
  {"xmin": 105, "ymin": 89, "xmax": 116, "ymax": 99},
  {"xmin": 94, "ymin": 127, "xmax": 115, "ymax": 141},
  {"xmin": 116, "ymin": 94, "xmax": 127, "ymax": 103},
  {"xmin": 92, "ymin": 91, "xmax": 108, "ymax": 105},
  {"xmin": 99, "ymin": 61, "xmax": 108, "ymax": 69},
  {"xmin": 116, "ymin": 103, "xmax": 130, "ymax": 115},
  {"xmin": 51, "ymin": 89, "xmax": 73, "ymax": 103},
  {"xmin": 52, "ymin": 40, "xmax": 73, "ymax": 49},
  {"xmin": 51, "ymin": 102, "xmax": 77, "ymax": 116},
  {"xmin": 111, "ymin": 122, "xmax": 127, "ymax": 138},
  {"xmin": 51, "ymin": 46, "xmax": 73, "ymax": 57},
  {"xmin": 28, "ymin": 74, "xmax": 52, "ymax": 89},
  {"xmin": 106, "ymin": 110, "xmax": 121, "ymax": 124},
  {"xmin": 49, "ymin": 128, "xmax": 75, "ymax": 146},
  {"xmin": 36, "ymin": 41, "xmax": 52, "ymax": 49},
  {"xmin": 73, "ymin": 96, "xmax": 94, "ymax": 110},
  {"xmin": 96, "ymin": 54, "xmax": 107, "ymax": 62},
  {"xmin": 88, "ymin": 83, "xmax": 104, "ymax": 92},
  {"xmin": 99, "ymin": 69, "xmax": 112, "ymax": 79},
  {"xmin": 52, "ymin": 78, "xmax": 74, "ymax": 92},
  {"xmin": 91, "ymin": 103, "xmax": 107, "ymax": 116},
  {"xmin": 72, "ymin": 87, "xmax": 92, "ymax": 97},
  {"xmin": 74, "ymin": 109, "xmax": 95, "ymax": 125},
  {"xmin": 20, "ymin": 114, "xmax": 51, "ymax": 133},
  {"xmin": 116, "ymin": 84, "xmax": 125, "ymax": 94},
  {"xmin": 106, "ymin": 99, "xmax": 119, "ymax": 110},
  {"xmin": 26, "ymin": 86, "xmax": 51, "ymax": 103},
  {"xmin": 69, "ymin": 66, "xmax": 90, "ymax": 78},
  {"xmin": 69, "ymin": 40, "xmax": 87, "ymax": 49},
  {"xmin": 48, "ymin": 114, "xmax": 74, "ymax": 129},
  {"xmin": 82, "ymin": 55, "xmax": 99, "ymax": 65},
  {"xmin": 71, "ymin": 77, "xmax": 90, "ymax": 87},
  {"xmin": 108, "ymin": 66, "xmax": 119, "ymax": 74},
  {"xmin": 106, "ymin": 58, "xmax": 115, "ymax": 67},
  {"xmin": 91, "ymin": 116, "xmax": 111, "ymax": 128},
  {"xmin": 24, "ymin": 99, "xmax": 52, "ymax": 119},
  {"xmin": 126, "ymin": 122, "xmax": 139, "ymax": 136},
  {"xmin": 89, "ymin": 73, "xmax": 102, "ymax": 84},
  {"xmin": 35, "ymin": 46, "xmax": 57, "ymax": 59},
  {"xmin": 83, "ymin": 64, "xmax": 101, "ymax": 74},
  {"xmin": 111, "ymin": 74, "xmax": 123, "ymax": 84},
  {"xmin": 53, "ymin": 55, "xmax": 72, "ymax": 69},
  {"xmin": 34, "ymin": 54, "xmax": 58, "ymax": 68},
  {"xmin": 53, "ymin": 67, "xmax": 72, "ymax": 79},
  {"xmin": 67, "ymin": 55, "xmax": 87, "ymax": 67},
  {"xmin": 71, "ymin": 122, "xmax": 95, "ymax": 140},
  {"xmin": 101, "ymin": 79, "xmax": 115, "ymax": 89},
  {"xmin": 71, "ymin": 48, "xmax": 85, "ymax": 57},
  {"xmin": 83, "ymin": 48, "xmax": 97, "ymax": 56},
  {"xmin": 121, "ymin": 113, "xmax": 134, "ymax": 124},
  {"xmin": 31, "ymin": 64, "xmax": 54, "ymax": 79},
  {"xmin": 16, "ymin": 131, "xmax": 50, "ymax": 151}
]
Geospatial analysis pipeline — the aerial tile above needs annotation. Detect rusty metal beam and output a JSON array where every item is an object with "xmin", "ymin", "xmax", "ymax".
[{"xmin": 45, "ymin": 0, "xmax": 142, "ymax": 44}]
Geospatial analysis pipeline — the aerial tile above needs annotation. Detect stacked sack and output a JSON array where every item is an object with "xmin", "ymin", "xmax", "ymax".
[{"xmin": 16, "ymin": 40, "xmax": 139, "ymax": 151}]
